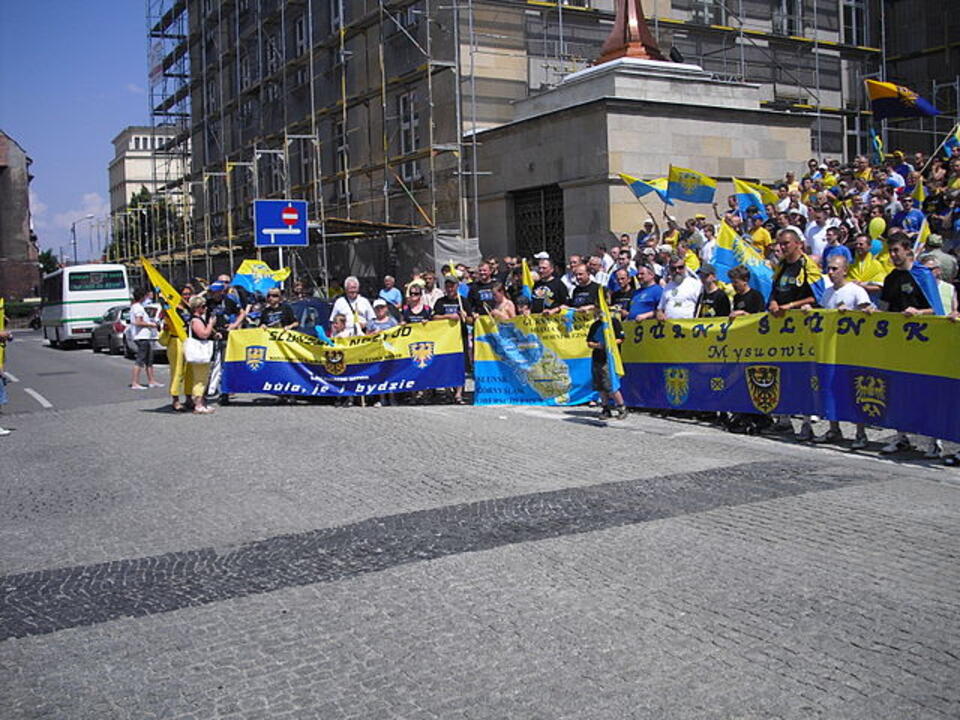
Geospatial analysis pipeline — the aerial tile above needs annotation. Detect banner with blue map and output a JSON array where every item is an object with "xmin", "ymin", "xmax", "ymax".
[
  {"xmin": 473, "ymin": 314, "xmax": 597, "ymax": 406},
  {"xmin": 620, "ymin": 311, "xmax": 960, "ymax": 442},
  {"xmin": 222, "ymin": 321, "xmax": 464, "ymax": 398}
]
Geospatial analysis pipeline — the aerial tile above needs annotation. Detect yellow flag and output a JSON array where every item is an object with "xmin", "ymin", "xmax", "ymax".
[
  {"xmin": 141, "ymin": 257, "xmax": 187, "ymax": 340},
  {"xmin": 911, "ymin": 180, "xmax": 926, "ymax": 204},
  {"xmin": 914, "ymin": 218, "xmax": 931, "ymax": 254},
  {"xmin": 520, "ymin": 258, "xmax": 535, "ymax": 300},
  {"xmin": 597, "ymin": 285, "xmax": 624, "ymax": 378}
]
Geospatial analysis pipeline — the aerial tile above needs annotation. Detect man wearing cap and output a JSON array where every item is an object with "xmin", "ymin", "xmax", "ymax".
[
  {"xmin": 919, "ymin": 234, "xmax": 958, "ymax": 282},
  {"xmin": 638, "ymin": 219, "xmax": 658, "ymax": 247},
  {"xmin": 696, "ymin": 264, "xmax": 730, "ymax": 318},
  {"xmin": 533, "ymin": 258, "xmax": 568, "ymax": 314},
  {"xmin": 628, "ymin": 264, "xmax": 663, "ymax": 321},
  {"xmin": 892, "ymin": 150, "xmax": 914, "ymax": 180}
]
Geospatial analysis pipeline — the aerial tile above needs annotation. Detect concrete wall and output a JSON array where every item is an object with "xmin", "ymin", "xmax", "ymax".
[{"xmin": 0, "ymin": 133, "xmax": 40, "ymax": 300}]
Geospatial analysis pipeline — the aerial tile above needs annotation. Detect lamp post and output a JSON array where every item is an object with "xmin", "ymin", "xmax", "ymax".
[{"xmin": 70, "ymin": 214, "xmax": 95, "ymax": 264}]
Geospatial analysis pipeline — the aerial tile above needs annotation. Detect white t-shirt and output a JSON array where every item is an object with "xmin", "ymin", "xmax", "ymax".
[
  {"xmin": 330, "ymin": 294, "xmax": 375, "ymax": 335},
  {"xmin": 130, "ymin": 302, "xmax": 158, "ymax": 341},
  {"xmin": 657, "ymin": 275, "xmax": 702, "ymax": 319},
  {"xmin": 700, "ymin": 239, "xmax": 717, "ymax": 264},
  {"xmin": 820, "ymin": 282, "xmax": 871, "ymax": 310}
]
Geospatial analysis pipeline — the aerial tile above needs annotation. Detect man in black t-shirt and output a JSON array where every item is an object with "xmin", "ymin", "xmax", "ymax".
[
  {"xmin": 434, "ymin": 276, "xmax": 471, "ymax": 402},
  {"xmin": 259, "ymin": 289, "xmax": 299, "ymax": 329},
  {"xmin": 769, "ymin": 229, "xmax": 815, "ymax": 316},
  {"xmin": 532, "ymin": 258, "xmax": 568, "ymax": 314},
  {"xmin": 468, "ymin": 262, "xmax": 497, "ymax": 317},
  {"xmin": 696, "ymin": 263, "xmax": 731, "ymax": 318},
  {"xmin": 879, "ymin": 237, "xmax": 933, "ymax": 315},
  {"xmin": 564, "ymin": 264, "xmax": 600, "ymax": 312},
  {"xmin": 728, "ymin": 265, "xmax": 765, "ymax": 316},
  {"xmin": 609, "ymin": 269, "xmax": 635, "ymax": 319}
]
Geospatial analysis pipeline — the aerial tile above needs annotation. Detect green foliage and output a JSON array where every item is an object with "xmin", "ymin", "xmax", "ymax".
[{"xmin": 38, "ymin": 249, "xmax": 59, "ymax": 275}]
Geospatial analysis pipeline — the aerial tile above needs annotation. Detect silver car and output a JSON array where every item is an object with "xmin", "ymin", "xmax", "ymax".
[{"xmin": 90, "ymin": 305, "xmax": 129, "ymax": 355}]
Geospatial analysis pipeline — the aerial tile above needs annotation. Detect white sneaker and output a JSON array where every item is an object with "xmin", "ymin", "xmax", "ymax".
[
  {"xmin": 880, "ymin": 436, "xmax": 912, "ymax": 454},
  {"xmin": 923, "ymin": 439, "xmax": 944, "ymax": 460},
  {"xmin": 130, "ymin": 384, "xmax": 147, "ymax": 390},
  {"xmin": 147, "ymin": 382, "xmax": 163, "ymax": 388},
  {"xmin": 0, "ymin": 427, "xmax": 10, "ymax": 436}
]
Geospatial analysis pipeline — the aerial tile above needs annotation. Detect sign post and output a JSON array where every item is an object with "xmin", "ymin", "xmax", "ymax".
[{"xmin": 254, "ymin": 199, "xmax": 309, "ymax": 290}]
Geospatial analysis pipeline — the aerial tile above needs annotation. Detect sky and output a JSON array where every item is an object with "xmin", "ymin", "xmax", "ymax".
[{"xmin": 0, "ymin": 1, "xmax": 150, "ymax": 259}]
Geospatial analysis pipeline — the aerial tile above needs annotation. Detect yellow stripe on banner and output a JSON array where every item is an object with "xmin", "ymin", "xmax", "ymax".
[
  {"xmin": 225, "ymin": 320, "xmax": 464, "ymax": 366},
  {"xmin": 473, "ymin": 314, "xmax": 593, "ymax": 363},
  {"xmin": 622, "ymin": 312, "xmax": 960, "ymax": 381}
]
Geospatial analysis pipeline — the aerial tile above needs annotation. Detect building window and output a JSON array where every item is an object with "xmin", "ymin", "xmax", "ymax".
[
  {"xmin": 266, "ymin": 81, "xmax": 281, "ymax": 102},
  {"xmin": 133, "ymin": 136, "xmax": 141, "ymax": 150},
  {"xmin": 774, "ymin": 0, "xmax": 803, "ymax": 36},
  {"xmin": 294, "ymin": 15, "xmax": 307, "ymax": 56},
  {"xmin": 294, "ymin": 65, "xmax": 309, "ymax": 88},
  {"xmin": 334, "ymin": 120, "xmax": 349, "ymax": 201},
  {"xmin": 691, "ymin": 0, "xmax": 725, "ymax": 26},
  {"xmin": 266, "ymin": 33, "xmax": 281, "ymax": 74},
  {"xmin": 842, "ymin": 0, "xmax": 868, "ymax": 46},
  {"xmin": 398, "ymin": 91, "xmax": 420, "ymax": 181}
]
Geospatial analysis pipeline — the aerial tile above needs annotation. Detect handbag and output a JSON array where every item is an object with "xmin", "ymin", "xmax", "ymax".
[{"xmin": 184, "ymin": 319, "xmax": 213, "ymax": 364}]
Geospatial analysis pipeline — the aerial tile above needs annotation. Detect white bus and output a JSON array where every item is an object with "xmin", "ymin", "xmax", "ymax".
[{"xmin": 41, "ymin": 264, "xmax": 132, "ymax": 347}]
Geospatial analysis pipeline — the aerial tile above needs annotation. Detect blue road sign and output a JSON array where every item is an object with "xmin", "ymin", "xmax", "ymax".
[{"xmin": 254, "ymin": 199, "xmax": 309, "ymax": 247}]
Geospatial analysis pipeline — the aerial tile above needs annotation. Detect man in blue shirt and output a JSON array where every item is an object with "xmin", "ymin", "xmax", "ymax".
[
  {"xmin": 378, "ymin": 275, "xmax": 403, "ymax": 308},
  {"xmin": 820, "ymin": 226, "xmax": 853, "ymax": 269},
  {"xmin": 892, "ymin": 196, "xmax": 925, "ymax": 236},
  {"xmin": 628, "ymin": 265, "xmax": 664, "ymax": 320}
]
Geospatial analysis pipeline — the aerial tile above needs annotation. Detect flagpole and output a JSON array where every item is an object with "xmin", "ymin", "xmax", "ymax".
[{"xmin": 918, "ymin": 122, "xmax": 960, "ymax": 176}]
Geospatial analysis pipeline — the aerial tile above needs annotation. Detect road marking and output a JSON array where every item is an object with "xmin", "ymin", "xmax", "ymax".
[
  {"xmin": 4, "ymin": 372, "xmax": 18, "ymax": 383},
  {"xmin": 23, "ymin": 388, "xmax": 53, "ymax": 409}
]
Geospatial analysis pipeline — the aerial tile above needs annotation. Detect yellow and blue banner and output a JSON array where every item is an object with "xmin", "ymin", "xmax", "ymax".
[
  {"xmin": 865, "ymin": 79, "xmax": 939, "ymax": 120},
  {"xmin": 597, "ymin": 284, "xmax": 624, "ymax": 393},
  {"xmin": 620, "ymin": 173, "xmax": 674, "ymax": 206},
  {"xmin": 620, "ymin": 311, "xmax": 960, "ymax": 442},
  {"xmin": 474, "ymin": 314, "xmax": 597, "ymax": 406},
  {"xmin": 520, "ymin": 258, "xmax": 534, "ymax": 301},
  {"xmin": 667, "ymin": 165, "xmax": 717, "ymax": 204},
  {"xmin": 222, "ymin": 320, "xmax": 464, "ymax": 398}
]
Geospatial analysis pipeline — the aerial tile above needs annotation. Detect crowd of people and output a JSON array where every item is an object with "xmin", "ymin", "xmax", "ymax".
[{"xmin": 100, "ymin": 147, "xmax": 960, "ymax": 463}]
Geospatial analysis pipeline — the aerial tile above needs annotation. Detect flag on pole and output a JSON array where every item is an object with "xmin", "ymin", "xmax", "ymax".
[
  {"xmin": 869, "ymin": 127, "xmax": 884, "ymax": 164},
  {"xmin": 231, "ymin": 259, "xmax": 291, "ymax": 295},
  {"xmin": 911, "ymin": 179, "xmax": 926, "ymax": 204},
  {"xmin": 913, "ymin": 218, "xmax": 931, "ymax": 255},
  {"xmin": 942, "ymin": 125, "xmax": 960, "ymax": 158},
  {"xmin": 732, "ymin": 177, "xmax": 768, "ymax": 220},
  {"xmin": 597, "ymin": 286, "xmax": 624, "ymax": 393},
  {"xmin": 141, "ymin": 257, "xmax": 187, "ymax": 340},
  {"xmin": 520, "ymin": 258, "xmax": 534, "ymax": 301},
  {"xmin": 667, "ymin": 165, "xmax": 717, "ymax": 204},
  {"xmin": 865, "ymin": 79, "xmax": 940, "ymax": 120},
  {"xmin": 619, "ymin": 173, "xmax": 674, "ymax": 205}
]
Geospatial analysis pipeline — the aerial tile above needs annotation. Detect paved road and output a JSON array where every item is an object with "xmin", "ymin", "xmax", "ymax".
[
  {"xmin": 1, "ymin": 356, "xmax": 959, "ymax": 718},
  {"xmin": 1, "ymin": 329, "xmax": 170, "ymax": 418}
]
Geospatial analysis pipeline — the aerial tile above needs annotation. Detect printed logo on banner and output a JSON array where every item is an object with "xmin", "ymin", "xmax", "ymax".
[
  {"xmin": 409, "ymin": 341, "xmax": 435, "ymax": 369},
  {"xmin": 664, "ymin": 366, "xmax": 690, "ymax": 406},
  {"xmin": 710, "ymin": 377, "xmax": 725, "ymax": 392},
  {"xmin": 323, "ymin": 350, "xmax": 346, "ymax": 375},
  {"xmin": 245, "ymin": 345, "xmax": 267, "ymax": 372},
  {"xmin": 853, "ymin": 374, "xmax": 887, "ymax": 418},
  {"xmin": 745, "ymin": 365, "xmax": 781, "ymax": 413}
]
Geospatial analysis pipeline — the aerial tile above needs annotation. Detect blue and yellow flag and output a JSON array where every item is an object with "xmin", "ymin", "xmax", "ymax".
[
  {"xmin": 942, "ymin": 124, "xmax": 960, "ymax": 158},
  {"xmin": 597, "ymin": 285, "xmax": 624, "ymax": 392},
  {"xmin": 910, "ymin": 179, "xmax": 926, "ymax": 204},
  {"xmin": 141, "ymin": 257, "xmax": 187, "ymax": 340},
  {"xmin": 520, "ymin": 258, "xmax": 534, "ymax": 301},
  {"xmin": 913, "ymin": 218, "xmax": 931, "ymax": 255},
  {"xmin": 865, "ymin": 79, "xmax": 939, "ymax": 120},
  {"xmin": 620, "ymin": 173, "xmax": 674, "ymax": 206},
  {"xmin": 667, "ymin": 165, "xmax": 717, "ymax": 204},
  {"xmin": 232, "ymin": 259, "xmax": 291, "ymax": 295},
  {"xmin": 732, "ymin": 177, "xmax": 768, "ymax": 220},
  {"xmin": 713, "ymin": 221, "xmax": 773, "ymax": 300}
]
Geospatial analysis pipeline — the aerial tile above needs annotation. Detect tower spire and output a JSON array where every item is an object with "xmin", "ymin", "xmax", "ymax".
[{"xmin": 595, "ymin": 0, "xmax": 667, "ymax": 65}]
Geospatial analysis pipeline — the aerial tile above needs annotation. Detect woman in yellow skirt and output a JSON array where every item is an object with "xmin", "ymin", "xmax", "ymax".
[{"xmin": 165, "ymin": 285, "xmax": 195, "ymax": 412}]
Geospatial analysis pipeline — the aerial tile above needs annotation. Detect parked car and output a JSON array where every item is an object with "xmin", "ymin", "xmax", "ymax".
[
  {"xmin": 91, "ymin": 305, "xmax": 166, "ymax": 360},
  {"xmin": 91, "ymin": 305, "xmax": 129, "ymax": 355}
]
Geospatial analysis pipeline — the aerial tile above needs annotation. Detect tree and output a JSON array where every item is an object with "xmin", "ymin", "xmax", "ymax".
[{"xmin": 38, "ymin": 249, "xmax": 58, "ymax": 275}]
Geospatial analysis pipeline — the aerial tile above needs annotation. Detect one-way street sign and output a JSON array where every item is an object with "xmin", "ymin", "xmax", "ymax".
[{"xmin": 254, "ymin": 199, "xmax": 309, "ymax": 247}]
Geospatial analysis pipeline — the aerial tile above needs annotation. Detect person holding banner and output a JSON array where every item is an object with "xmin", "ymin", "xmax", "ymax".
[
  {"xmin": 656, "ymin": 256, "xmax": 702, "ymax": 320},
  {"xmin": 586, "ymin": 303, "xmax": 626, "ymax": 421},
  {"xmin": 166, "ymin": 285, "xmax": 194, "ymax": 412},
  {"xmin": 432, "ymin": 276, "xmax": 470, "ymax": 405},
  {"xmin": 330, "ymin": 276, "xmax": 375, "ymax": 336}
]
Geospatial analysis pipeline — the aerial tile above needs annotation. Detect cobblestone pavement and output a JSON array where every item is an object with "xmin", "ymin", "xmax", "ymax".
[{"xmin": 1, "ymin": 400, "xmax": 959, "ymax": 719}]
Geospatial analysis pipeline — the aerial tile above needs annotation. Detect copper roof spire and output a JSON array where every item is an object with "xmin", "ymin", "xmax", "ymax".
[{"xmin": 595, "ymin": 0, "xmax": 667, "ymax": 65}]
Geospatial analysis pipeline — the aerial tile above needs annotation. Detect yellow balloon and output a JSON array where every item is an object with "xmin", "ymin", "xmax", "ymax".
[{"xmin": 868, "ymin": 216, "xmax": 886, "ymax": 240}]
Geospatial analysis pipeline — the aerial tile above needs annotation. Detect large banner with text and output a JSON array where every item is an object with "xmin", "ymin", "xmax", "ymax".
[
  {"xmin": 621, "ymin": 311, "xmax": 960, "ymax": 442},
  {"xmin": 473, "ymin": 314, "xmax": 597, "ymax": 406},
  {"xmin": 222, "ymin": 321, "xmax": 465, "ymax": 398}
]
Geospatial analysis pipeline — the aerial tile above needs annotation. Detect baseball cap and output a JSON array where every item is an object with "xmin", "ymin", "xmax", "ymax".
[
  {"xmin": 533, "ymin": 251, "xmax": 550, "ymax": 260},
  {"xmin": 443, "ymin": 274, "xmax": 459, "ymax": 284},
  {"xmin": 643, "ymin": 217, "xmax": 654, "ymax": 225},
  {"xmin": 697, "ymin": 263, "xmax": 717, "ymax": 276},
  {"xmin": 208, "ymin": 281, "xmax": 226, "ymax": 292},
  {"xmin": 642, "ymin": 247, "xmax": 655, "ymax": 256},
  {"xmin": 925, "ymin": 234, "xmax": 944, "ymax": 248},
  {"xmin": 373, "ymin": 298, "xmax": 387, "ymax": 308},
  {"xmin": 694, "ymin": 213, "xmax": 706, "ymax": 219},
  {"xmin": 657, "ymin": 244, "xmax": 673, "ymax": 253}
]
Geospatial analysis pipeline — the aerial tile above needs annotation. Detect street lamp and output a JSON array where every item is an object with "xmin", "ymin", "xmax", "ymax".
[{"xmin": 70, "ymin": 214, "xmax": 95, "ymax": 264}]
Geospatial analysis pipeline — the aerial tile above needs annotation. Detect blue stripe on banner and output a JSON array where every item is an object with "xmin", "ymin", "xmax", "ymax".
[
  {"xmin": 223, "ymin": 353, "xmax": 465, "ymax": 397},
  {"xmin": 473, "ymin": 357, "xmax": 597, "ymax": 406},
  {"xmin": 623, "ymin": 361, "xmax": 960, "ymax": 443}
]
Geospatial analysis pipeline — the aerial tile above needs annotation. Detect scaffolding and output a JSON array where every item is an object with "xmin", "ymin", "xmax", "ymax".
[{"xmin": 131, "ymin": 0, "xmax": 957, "ymax": 285}]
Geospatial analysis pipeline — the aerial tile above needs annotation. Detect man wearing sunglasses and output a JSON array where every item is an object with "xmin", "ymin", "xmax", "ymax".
[{"xmin": 260, "ymin": 289, "xmax": 299, "ymax": 330}]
